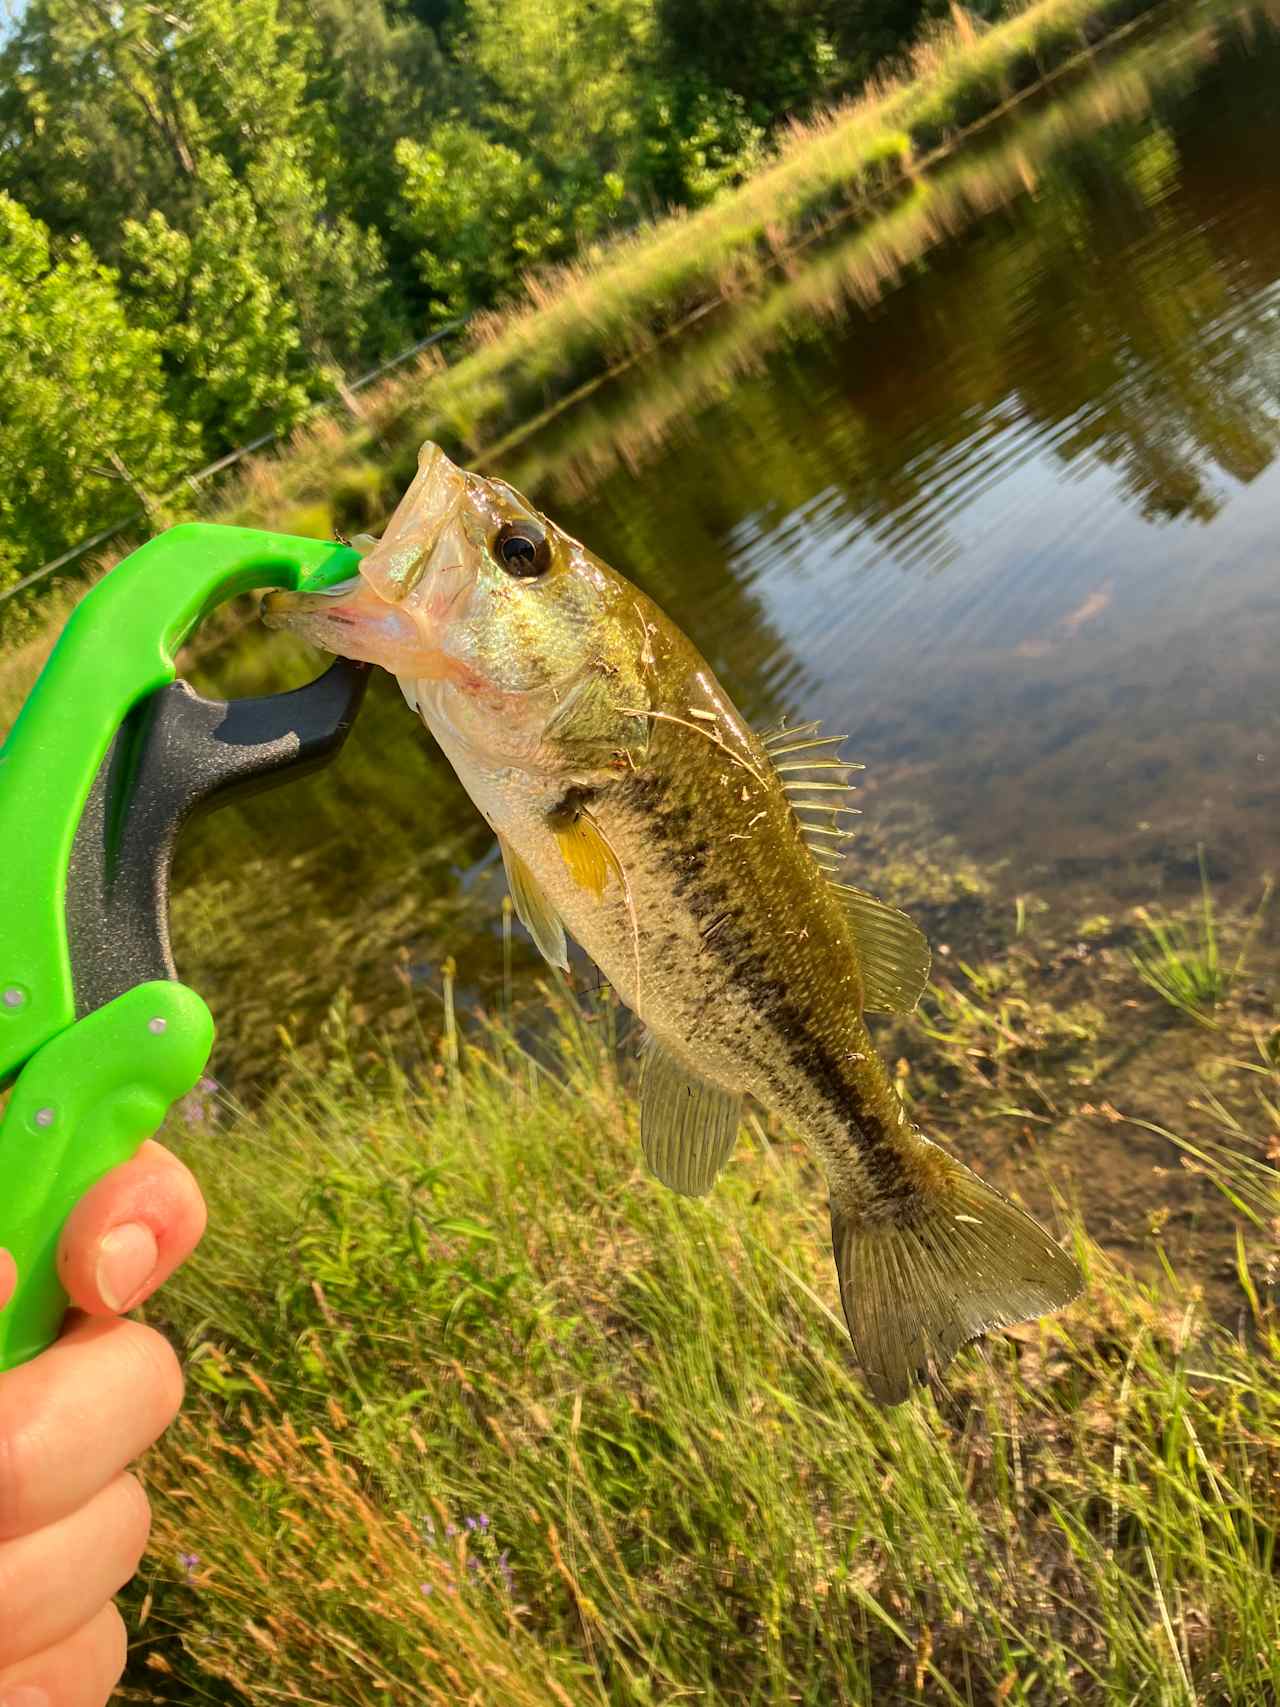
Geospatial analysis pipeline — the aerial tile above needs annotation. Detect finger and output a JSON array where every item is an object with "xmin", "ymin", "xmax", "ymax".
[
  {"xmin": 0, "ymin": 1472, "xmax": 149, "ymax": 1671},
  {"xmin": 0, "ymin": 1314, "xmax": 182, "ymax": 1540},
  {"xmin": 0, "ymin": 1250, "xmax": 15, "ymax": 1314},
  {"xmin": 57, "ymin": 1139, "xmax": 207, "ymax": 1316},
  {"xmin": 0, "ymin": 1601, "xmax": 127, "ymax": 1707}
]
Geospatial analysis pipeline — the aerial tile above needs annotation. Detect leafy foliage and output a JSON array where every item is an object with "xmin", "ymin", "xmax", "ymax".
[
  {"xmin": 121, "ymin": 156, "xmax": 313, "ymax": 447},
  {"xmin": 0, "ymin": 193, "xmax": 191, "ymax": 593},
  {"xmin": 395, "ymin": 122, "xmax": 564, "ymax": 322},
  {"xmin": 1, "ymin": 0, "xmax": 1150, "ymax": 590}
]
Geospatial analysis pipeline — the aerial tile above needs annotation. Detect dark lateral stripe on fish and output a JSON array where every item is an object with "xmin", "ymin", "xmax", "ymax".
[
  {"xmin": 617, "ymin": 765, "xmax": 917, "ymax": 1209},
  {"xmin": 703, "ymin": 919, "xmax": 918, "ymax": 1211}
]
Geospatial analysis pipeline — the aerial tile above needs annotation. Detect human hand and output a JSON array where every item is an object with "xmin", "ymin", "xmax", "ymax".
[{"xmin": 0, "ymin": 1139, "xmax": 206, "ymax": 1706}]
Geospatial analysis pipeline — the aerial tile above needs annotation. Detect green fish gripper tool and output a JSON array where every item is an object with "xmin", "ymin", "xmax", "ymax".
[{"xmin": 0, "ymin": 524, "xmax": 370, "ymax": 1369}]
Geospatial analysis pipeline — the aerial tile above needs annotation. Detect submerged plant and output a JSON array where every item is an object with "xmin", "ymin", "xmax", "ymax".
[{"xmin": 1128, "ymin": 851, "xmax": 1271, "ymax": 1028}]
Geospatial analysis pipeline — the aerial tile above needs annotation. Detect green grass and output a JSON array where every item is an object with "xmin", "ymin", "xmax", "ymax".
[
  {"xmin": 1128, "ymin": 854, "xmax": 1272, "ymax": 1028},
  {"xmin": 120, "ymin": 977, "xmax": 1280, "ymax": 1705}
]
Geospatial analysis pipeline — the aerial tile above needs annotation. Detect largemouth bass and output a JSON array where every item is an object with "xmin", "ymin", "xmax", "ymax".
[{"xmin": 265, "ymin": 443, "xmax": 1081, "ymax": 1403}]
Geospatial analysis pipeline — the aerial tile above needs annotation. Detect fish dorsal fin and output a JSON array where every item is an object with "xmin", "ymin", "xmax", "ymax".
[
  {"xmin": 498, "ymin": 835, "xmax": 569, "ymax": 972},
  {"xmin": 831, "ymin": 883, "xmax": 931, "ymax": 1014},
  {"xmin": 639, "ymin": 1038, "xmax": 742, "ymax": 1197},
  {"xmin": 760, "ymin": 719, "xmax": 929, "ymax": 1011},
  {"xmin": 544, "ymin": 664, "xmax": 650, "ymax": 765},
  {"xmin": 759, "ymin": 717, "xmax": 864, "ymax": 870}
]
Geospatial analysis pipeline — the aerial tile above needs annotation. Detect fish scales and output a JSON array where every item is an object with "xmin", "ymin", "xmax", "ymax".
[{"xmin": 264, "ymin": 441, "xmax": 1082, "ymax": 1404}]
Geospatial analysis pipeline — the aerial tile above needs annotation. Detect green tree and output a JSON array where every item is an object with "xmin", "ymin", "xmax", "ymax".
[
  {"xmin": 464, "ymin": 0, "xmax": 653, "ymax": 206},
  {"xmin": 302, "ymin": 0, "xmax": 451, "ymax": 237},
  {"xmin": 654, "ymin": 0, "xmax": 842, "ymax": 119},
  {"xmin": 0, "ymin": 194, "xmax": 190, "ymax": 591},
  {"xmin": 636, "ymin": 76, "xmax": 764, "ymax": 209},
  {"xmin": 245, "ymin": 137, "xmax": 403, "ymax": 376},
  {"xmin": 121, "ymin": 156, "xmax": 312, "ymax": 451},
  {"xmin": 395, "ymin": 121, "xmax": 572, "ymax": 322}
]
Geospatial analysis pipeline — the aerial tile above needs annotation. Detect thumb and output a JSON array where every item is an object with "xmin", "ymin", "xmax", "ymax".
[{"xmin": 55, "ymin": 1139, "xmax": 208, "ymax": 1317}]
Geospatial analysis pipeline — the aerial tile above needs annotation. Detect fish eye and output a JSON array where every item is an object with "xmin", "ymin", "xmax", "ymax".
[{"xmin": 493, "ymin": 519, "xmax": 551, "ymax": 578}]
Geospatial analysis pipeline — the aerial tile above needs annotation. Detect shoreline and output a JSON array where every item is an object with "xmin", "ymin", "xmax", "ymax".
[{"xmin": 0, "ymin": 0, "xmax": 1204, "ymax": 650}]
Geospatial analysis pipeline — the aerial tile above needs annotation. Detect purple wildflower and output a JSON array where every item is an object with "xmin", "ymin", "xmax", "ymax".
[
  {"xmin": 180, "ymin": 1077, "xmax": 219, "ymax": 1127},
  {"xmin": 178, "ymin": 1551, "xmax": 200, "ymax": 1582}
]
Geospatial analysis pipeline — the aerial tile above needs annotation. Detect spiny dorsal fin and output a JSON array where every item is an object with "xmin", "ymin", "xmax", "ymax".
[
  {"xmin": 759, "ymin": 717, "xmax": 863, "ymax": 865},
  {"xmin": 639, "ymin": 1038, "xmax": 741, "ymax": 1197},
  {"xmin": 498, "ymin": 834, "xmax": 569, "ymax": 971},
  {"xmin": 832, "ymin": 883, "xmax": 931, "ymax": 1013},
  {"xmin": 760, "ymin": 718, "xmax": 929, "ymax": 1010}
]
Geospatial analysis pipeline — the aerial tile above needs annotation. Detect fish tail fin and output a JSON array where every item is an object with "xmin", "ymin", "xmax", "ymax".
[{"xmin": 831, "ymin": 1148, "xmax": 1082, "ymax": 1405}]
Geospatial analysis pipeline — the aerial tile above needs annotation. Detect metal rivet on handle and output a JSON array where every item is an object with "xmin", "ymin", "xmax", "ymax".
[
  {"xmin": 34, "ymin": 1107, "xmax": 55, "ymax": 1129},
  {"xmin": 148, "ymin": 1017, "xmax": 168, "ymax": 1036},
  {"xmin": 2, "ymin": 987, "xmax": 26, "ymax": 1009}
]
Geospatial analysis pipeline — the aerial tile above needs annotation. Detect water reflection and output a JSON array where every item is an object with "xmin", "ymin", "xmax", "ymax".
[
  {"xmin": 523, "ymin": 0, "xmax": 1280, "ymax": 899},
  {"xmin": 177, "ymin": 0, "xmax": 1280, "ymax": 1082}
]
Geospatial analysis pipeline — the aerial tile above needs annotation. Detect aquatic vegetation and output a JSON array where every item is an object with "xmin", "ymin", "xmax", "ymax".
[
  {"xmin": 1127, "ymin": 856, "xmax": 1272, "ymax": 1028},
  {"xmin": 916, "ymin": 951, "xmax": 1109, "ymax": 1110},
  {"xmin": 122, "ymin": 986, "xmax": 1280, "ymax": 1703}
]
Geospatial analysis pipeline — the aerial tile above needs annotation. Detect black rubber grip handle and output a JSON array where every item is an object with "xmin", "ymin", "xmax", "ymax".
[{"xmin": 65, "ymin": 658, "xmax": 371, "ymax": 1018}]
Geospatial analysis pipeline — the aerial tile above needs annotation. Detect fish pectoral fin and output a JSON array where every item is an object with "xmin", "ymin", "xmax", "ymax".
[
  {"xmin": 830, "ymin": 884, "xmax": 931, "ymax": 1014},
  {"xmin": 830, "ymin": 1147, "xmax": 1082, "ymax": 1405},
  {"xmin": 552, "ymin": 812, "xmax": 619, "ymax": 900},
  {"xmin": 498, "ymin": 835, "xmax": 569, "ymax": 972},
  {"xmin": 639, "ymin": 1039, "xmax": 741, "ymax": 1197}
]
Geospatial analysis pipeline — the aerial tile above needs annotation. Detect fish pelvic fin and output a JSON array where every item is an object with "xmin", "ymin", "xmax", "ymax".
[
  {"xmin": 498, "ymin": 835, "xmax": 569, "ymax": 972},
  {"xmin": 831, "ymin": 1151, "xmax": 1082, "ymax": 1405}
]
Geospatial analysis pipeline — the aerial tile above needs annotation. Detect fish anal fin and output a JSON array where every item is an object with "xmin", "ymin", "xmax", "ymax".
[
  {"xmin": 832, "ymin": 884, "xmax": 931, "ymax": 1014},
  {"xmin": 831, "ymin": 1150, "xmax": 1082, "ymax": 1405},
  {"xmin": 498, "ymin": 835, "xmax": 569, "ymax": 971},
  {"xmin": 640, "ymin": 1040, "xmax": 741, "ymax": 1197}
]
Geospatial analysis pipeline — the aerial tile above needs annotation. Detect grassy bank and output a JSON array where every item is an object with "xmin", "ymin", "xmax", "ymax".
[{"xmin": 118, "ymin": 880, "xmax": 1280, "ymax": 1703}]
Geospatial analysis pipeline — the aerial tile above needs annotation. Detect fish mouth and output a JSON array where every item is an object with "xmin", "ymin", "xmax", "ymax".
[
  {"xmin": 261, "ymin": 441, "xmax": 469, "ymax": 677},
  {"xmin": 360, "ymin": 440, "xmax": 466, "ymax": 607},
  {"xmin": 261, "ymin": 573, "xmax": 441, "ymax": 676}
]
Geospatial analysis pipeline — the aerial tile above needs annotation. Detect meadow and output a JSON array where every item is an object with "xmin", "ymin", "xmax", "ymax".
[{"xmin": 116, "ymin": 872, "xmax": 1280, "ymax": 1704}]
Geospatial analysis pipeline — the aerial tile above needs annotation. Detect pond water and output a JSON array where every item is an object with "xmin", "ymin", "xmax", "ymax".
[{"xmin": 179, "ymin": 0, "xmax": 1280, "ymax": 1086}]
